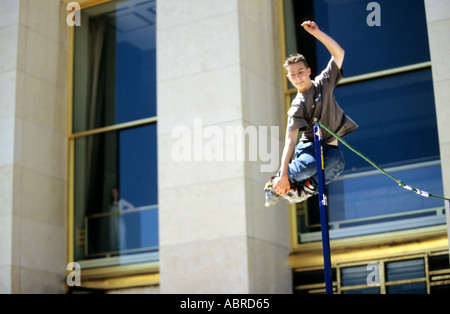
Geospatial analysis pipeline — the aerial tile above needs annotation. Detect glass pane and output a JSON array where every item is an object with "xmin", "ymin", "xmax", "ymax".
[
  {"xmin": 293, "ymin": 269, "xmax": 327, "ymax": 287},
  {"xmin": 387, "ymin": 282, "xmax": 427, "ymax": 294},
  {"xmin": 342, "ymin": 287, "xmax": 379, "ymax": 294},
  {"xmin": 298, "ymin": 162, "xmax": 445, "ymax": 241},
  {"xmin": 115, "ymin": 0, "xmax": 157, "ymax": 124},
  {"xmin": 431, "ymin": 285, "xmax": 450, "ymax": 295},
  {"xmin": 334, "ymin": 69, "xmax": 439, "ymax": 173},
  {"xmin": 341, "ymin": 265, "xmax": 376, "ymax": 287},
  {"xmin": 429, "ymin": 254, "xmax": 450, "ymax": 272},
  {"xmin": 85, "ymin": 206, "xmax": 158, "ymax": 256},
  {"xmin": 386, "ymin": 259, "xmax": 425, "ymax": 282},
  {"xmin": 313, "ymin": 0, "xmax": 430, "ymax": 76},
  {"xmin": 73, "ymin": 124, "xmax": 158, "ymax": 262},
  {"xmin": 283, "ymin": 0, "xmax": 319, "ymax": 77},
  {"xmin": 73, "ymin": 0, "xmax": 156, "ymax": 133},
  {"xmin": 328, "ymin": 163, "xmax": 445, "ymax": 223}
]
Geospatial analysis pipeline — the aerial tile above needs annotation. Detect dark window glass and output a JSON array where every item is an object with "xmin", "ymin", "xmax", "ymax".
[
  {"xmin": 74, "ymin": 124, "xmax": 158, "ymax": 259},
  {"xmin": 314, "ymin": 0, "xmax": 430, "ymax": 76},
  {"xmin": 284, "ymin": 0, "xmax": 442, "ymax": 242},
  {"xmin": 386, "ymin": 259, "xmax": 425, "ymax": 282},
  {"xmin": 386, "ymin": 282, "xmax": 427, "ymax": 294},
  {"xmin": 342, "ymin": 287, "xmax": 379, "ymax": 294},
  {"xmin": 334, "ymin": 69, "xmax": 439, "ymax": 172},
  {"xmin": 72, "ymin": 0, "xmax": 158, "ymax": 265},
  {"xmin": 73, "ymin": 0, "xmax": 156, "ymax": 133},
  {"xmin": 341, "ymin": 265, "xmax": 375, "ymax": 287}
]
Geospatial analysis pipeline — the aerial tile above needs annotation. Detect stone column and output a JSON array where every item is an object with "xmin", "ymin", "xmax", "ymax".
[
  {"xmin": 424, "ymin": 0, "xmax": 450, "ymax": 252},
  {"xmin": 157, "ymin": 0, "xmax": 291, "ymax": 293},
  {"xmin": 0, "ymin": 0, "xmax": 68, "ymax": 293}
]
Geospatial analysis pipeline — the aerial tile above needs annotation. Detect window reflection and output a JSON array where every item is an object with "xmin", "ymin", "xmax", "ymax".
[
  {"xmin": 73, "ymin": 0, "xmax": 156, "ymax": 133},
  {"xmin": 72, "ymin": 0, "xmax": 158, "ymax": 266},
  {"xmin": 314, "ymin": 0, "xmax": 431, "ymax": 76},
  {"xmin": 285, "ymin": 0, "xmax": 443, "ymax": 243},
  {"xmin": 334, "ymin": 70, "xmax": 440, "ymax": 173},
  {"xmin": 74, "ymin": 125, "xmax": 158, "ymax": 260}
]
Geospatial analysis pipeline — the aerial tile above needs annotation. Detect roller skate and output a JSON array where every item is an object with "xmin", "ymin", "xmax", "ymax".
[{"xmin": 264, "ymin": 174, "xmax": 316, "ymax": 207}]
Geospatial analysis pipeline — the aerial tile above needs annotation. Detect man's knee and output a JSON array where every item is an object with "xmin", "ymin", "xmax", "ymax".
[
  {"xmin": 324, "ymin": 149, "xmax": 345, "ymax": 183},
  {"xmin": 288, "ymin": 156, "xmax": 317, "ymax": 182}
]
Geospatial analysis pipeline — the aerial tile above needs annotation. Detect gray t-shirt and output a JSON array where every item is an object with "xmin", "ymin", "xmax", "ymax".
[{"xmin": 287, "ymin": 58, "xmax": 358, "ymax": 144}]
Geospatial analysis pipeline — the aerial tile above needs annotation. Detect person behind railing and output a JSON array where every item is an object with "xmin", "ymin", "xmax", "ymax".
[{"xmin": 109, "ymin": 186, "xmax": 134, "ymax": 254}]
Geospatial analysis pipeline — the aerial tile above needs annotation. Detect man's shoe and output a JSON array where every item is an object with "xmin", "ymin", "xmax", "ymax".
[
  {"xmin": 283, "ymin": 179, "xmax": 316, "ymax": 204},
  {"xmin": 264, "ymin": 175, "xmax": 316, "ymax": 207},
  {"xmin": 302, "ymin": 179, "xmax": 316, "ymax": 196},
  {"xmin": 264, "ymin": 175, "xmax": 281, "ymax": 207}
]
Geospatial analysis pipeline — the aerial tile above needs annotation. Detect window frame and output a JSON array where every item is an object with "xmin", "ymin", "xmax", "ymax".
[
  {"xmin": 278, "ymin": 0, "xmax": 444, "ymax": 251},
  {"xmin": 66, "ymin": 0, "xmax": 159, "ymax": 289},
  {"xmin": 292, "ymin": 250, "xmax": 450, "ymax": 294}
]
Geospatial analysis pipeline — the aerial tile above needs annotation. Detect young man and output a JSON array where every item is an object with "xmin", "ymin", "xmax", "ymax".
[{"xmin": 265, "ymin": 21, "xmax": 358, "ymax": 207}]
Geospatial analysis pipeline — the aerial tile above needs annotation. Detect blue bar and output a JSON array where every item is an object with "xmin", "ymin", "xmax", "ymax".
[{"xmin": 313, "ymin": 121, "xmax": 333, "ymax": 294}]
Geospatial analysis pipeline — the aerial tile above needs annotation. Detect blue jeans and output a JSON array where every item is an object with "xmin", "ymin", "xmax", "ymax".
[{"xmin": 288, "ymin": 142, "xmax": 345, "ymax": 190}]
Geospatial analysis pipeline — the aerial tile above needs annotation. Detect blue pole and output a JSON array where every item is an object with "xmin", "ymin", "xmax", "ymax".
[{"xmin": 313, "ymin": 121, "xmax": 333, "ymax": 294}]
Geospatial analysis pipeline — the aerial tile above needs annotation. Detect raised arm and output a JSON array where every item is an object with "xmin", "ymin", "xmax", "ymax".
[{"xmin": 301, "ymin": 21, "xmax": 345, "ymax": 69}]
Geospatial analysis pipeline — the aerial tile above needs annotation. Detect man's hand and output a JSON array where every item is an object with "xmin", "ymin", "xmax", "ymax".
[
  {"xmin": 301, "ymin": 20, "xmax": 319, "ymax": 36},
  {"xmin": 273, "ymin": 174, "xmax": 291, "ymax": 196},
  {"xmin": 301, "ymin": 20, "xmax": 345, "ymax": 69}
]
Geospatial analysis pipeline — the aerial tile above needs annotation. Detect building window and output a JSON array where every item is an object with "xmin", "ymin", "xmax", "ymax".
[
  {"xmin": 282, "ymin": 0, "xmax": 445, "ymax": 244},
  {"xmin": 69, "ymin": 0, "xmax": 158, "ymax": 268},
  {"xmin": 293, "ymin": 251, "xmax": 450, "ymax": 294}
]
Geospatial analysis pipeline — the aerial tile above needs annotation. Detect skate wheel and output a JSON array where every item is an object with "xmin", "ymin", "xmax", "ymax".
[{"xmin": 264, "ymin": 182, "xmax": 274, "ymax": 190}]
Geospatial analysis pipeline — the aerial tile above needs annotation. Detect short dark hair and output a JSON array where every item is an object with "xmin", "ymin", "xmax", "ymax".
[{"xmin": 283, "ymin": 53, "xmax": 309, "ymax": 72}]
